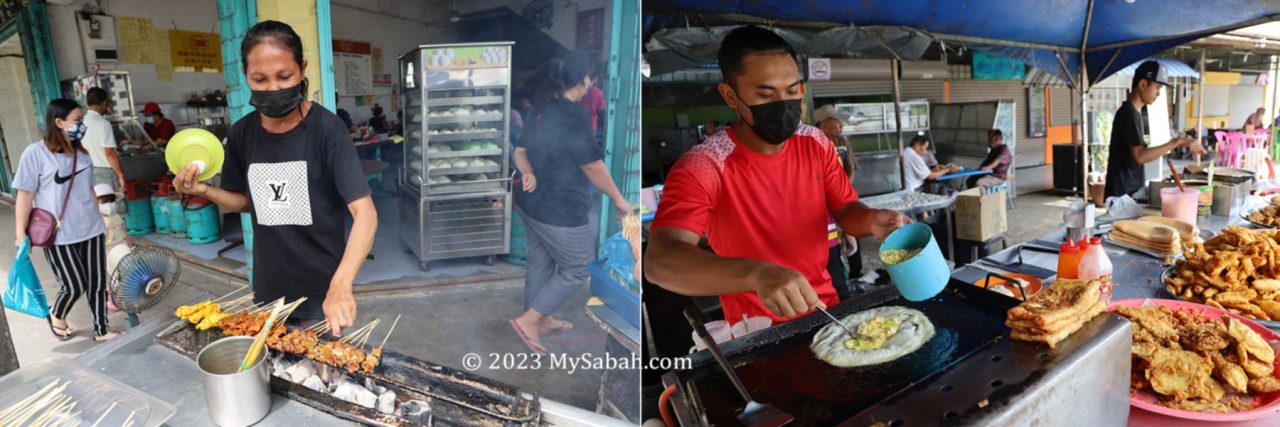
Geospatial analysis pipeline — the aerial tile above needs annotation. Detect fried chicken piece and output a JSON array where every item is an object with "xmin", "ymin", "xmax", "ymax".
[
  {"xmin": 1209, "ymin": 352, "xmax": 1249, "ymax": 393},
  {"xmin": 1163, "ymin": 397, "xmax": 1230, "ymax": 413},
  {"xmin": 1241, "ymin": 357, "xmax": 1275, "ymax": 379},
  {"xmin": 1225, "ymin": 395, "xmax": 1257, "ymax": 412},
  {"xmin": 1117, "ymin": 306, "xmax": 1181, "ymax": 343},
  {"xmin": 1254, "ymin": 279, "xmax": 1280, "ymax": 292},
  {"xmin": 1148, "ymin": 348, "xmax": 1214, "ymax": 400},
  {"xmin": 1247, "ymin": 376, "xmax": 1280, "ymax": 393},
  {"xmin": 1180, "ymin": 321, "xmax": 1230, "ymax": 352},
  {"xmin": 1228, "ymin": 317, "xmax": 1276, "ymax": 364},
  {"xmin": 1258, "ymin": 300, "xmax": 1280, "ymax": 320}
]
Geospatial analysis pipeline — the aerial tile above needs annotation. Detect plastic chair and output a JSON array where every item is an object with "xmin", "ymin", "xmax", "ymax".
[
  {"xmin": 1225, "ymin": 131, "xmax": 1248, "ymax": 168},
  {"xmin": 1252, "ymin": 129, "xmax": 1271, "ymax": 156},
  {"xmin": 1214, "ymin": 131, "xmax": 1229, "ymax": 167}
]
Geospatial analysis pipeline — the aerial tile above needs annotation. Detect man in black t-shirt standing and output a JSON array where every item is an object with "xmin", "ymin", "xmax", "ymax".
[{"xmin": 1104, "ymin": 61, "xmax": 1206, "ymax": 199}]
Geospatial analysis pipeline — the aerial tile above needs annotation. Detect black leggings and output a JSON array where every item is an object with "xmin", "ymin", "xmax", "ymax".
[{"xmin": 45, "ymin": 234, "xmax": 108, "ymax": 337}]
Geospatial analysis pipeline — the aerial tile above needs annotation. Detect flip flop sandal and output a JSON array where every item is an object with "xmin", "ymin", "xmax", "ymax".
[
  {"xmin": 540, "ymin": 319, "xmax": 574, "ymax": 334},
  {"xmin": 509, "ymin": 319, "xmax": 547, "ymax": 354},
  {"xmin": 47, "ymin": 317, "xmax": 72, "ymax": 341}
]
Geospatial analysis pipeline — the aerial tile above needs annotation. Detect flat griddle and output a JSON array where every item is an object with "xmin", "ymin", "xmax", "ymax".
[
  {"xmin": 156, "ymin": 321, "xmax": 540, "ymax": 426},
  {"xmin": 676, "ymin": 281, "xmax": 1017, "ymax": 426}
]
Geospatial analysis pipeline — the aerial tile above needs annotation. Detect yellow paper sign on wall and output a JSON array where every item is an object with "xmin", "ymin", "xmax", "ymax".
[{"xmin": 169, "ymin": 30, "xmax": 223, "ymax": 73}]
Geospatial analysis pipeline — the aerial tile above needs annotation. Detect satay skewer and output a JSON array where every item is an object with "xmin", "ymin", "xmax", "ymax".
[
  {"xmin": 88, "ymin": 402, "xmax": 116, "ymax": 427},
  {"xmin": 339, "ymin": 319, "xmax": 379, "ymax": 344},
  {"xmin": 375, "ymin": 314, "xmax": 401, "ymax": 351},
  {"xmin": 304, "ymin": 320, "xmax": 330, "ymax": 334},
  {"xmin": 0, "ymin": 380, "xmax": 60, "ymax": 421},
  {"xmin": 212, "ymin": 286, "xmax": 251, "ymax": 303}
]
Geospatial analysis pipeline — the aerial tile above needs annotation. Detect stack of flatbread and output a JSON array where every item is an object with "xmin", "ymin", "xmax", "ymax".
[
  {"xmin": 1110, "ymin": 219, "xmax": 1185, "ymax": 257},
  {"xmin": 1007, "ymin": 279, "xmax": 1106, "ymax": 348},
  {"xmin": 1138, "ymin": 216, "xmax": 1200, "ymax": 245}
]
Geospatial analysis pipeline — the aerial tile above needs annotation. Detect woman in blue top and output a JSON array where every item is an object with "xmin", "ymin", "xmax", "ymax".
[{"xmin": 13, "ymin": 98, "xmax": 115, "ymax": 342}]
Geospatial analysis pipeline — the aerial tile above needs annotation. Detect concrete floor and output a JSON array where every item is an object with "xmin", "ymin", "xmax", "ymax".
[{"xmin": 0, "ymin": 200, "xmax": 612, "ymax": 413}]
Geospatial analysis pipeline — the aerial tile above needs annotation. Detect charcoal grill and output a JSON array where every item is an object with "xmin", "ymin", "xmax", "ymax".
[
  {"xmin": 665, "ymin": 279, "xmax": 1131, "ymax": 426},
  {"xmin": 156, "ymin": 321, "xmax": 540, "ymax": 426}
]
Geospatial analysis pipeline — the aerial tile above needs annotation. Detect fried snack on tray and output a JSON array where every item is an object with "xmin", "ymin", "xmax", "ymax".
[
  {"xmin": 1115, "ymin": 304, "xmax": 1280, "ymax": 413},
  {"xmin": 1247, "ymin": 205, "xmax": 1280, "ymax": 227},
  {"xmin": 1164, "ymin": 227, "xmax": 1280, "ymax": 321},
  {"xmin": 1006, "ymin": 279, "xmax": 1106, "ymax": 348}
]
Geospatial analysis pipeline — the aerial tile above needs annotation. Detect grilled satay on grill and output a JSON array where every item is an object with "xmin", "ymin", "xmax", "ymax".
[
  {"xmin": 269, "ymin": 328, "xmax": 321, "ymax": 355},
  {"xmin": 361, "ymin": 347, "xmax": 381, "ymax": 373},
  {"xmin": 219, "ymin": 311, "xmax": 271, "ymax": 336},
  {"xmin": 310, "ymin": 340, "xmax": 368, "ymax": 373}
]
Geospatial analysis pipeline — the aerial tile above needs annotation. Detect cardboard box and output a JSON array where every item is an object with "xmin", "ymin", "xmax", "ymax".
[{"xmin": 955, "ymin": 187, "xmax": 1007, "ymax": 241}]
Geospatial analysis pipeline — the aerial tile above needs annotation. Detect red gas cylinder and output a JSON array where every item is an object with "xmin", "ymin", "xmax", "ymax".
[
  {"xmin": 153, "ymin": 176, "xmax": 173, "ymax": 197},
  {"xmin": 186, "ymin": 196, "xmax": 211, "ymax": 208},
  {"xmin": 124, "ymin": 179, "xmax": 150, "ymax": 201}
]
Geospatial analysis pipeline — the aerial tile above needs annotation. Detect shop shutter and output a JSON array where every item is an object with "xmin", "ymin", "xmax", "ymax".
[
  {"xmin": 1050, "ymin": 86, "xmax": 1076, "ymax": 126},
  {"xmin": 949, "ymin": 80, "xmax": 1047, "ymax": 168}
]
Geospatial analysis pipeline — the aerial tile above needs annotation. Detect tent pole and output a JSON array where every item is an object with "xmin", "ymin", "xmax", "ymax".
[
  {"xmin": 1081, "ymin": 0, "xmax": 1095, "ymax": 205},
  {"xmin": 1197, "ymin": 49, "xmax": 1206, "ymax": 166},
  {"xmin": 892, "ymin": 58, "xmax": 906, "ymax": 190}
]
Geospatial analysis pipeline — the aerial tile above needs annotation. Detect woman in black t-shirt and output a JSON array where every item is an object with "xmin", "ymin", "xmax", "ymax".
[
  {"xmin": 510, "ymin": 53, "xmax": 634, "ymax": 353},
  {"xmin": 173, "ymin": 21, "xmax": 376, "ymax": 336}
]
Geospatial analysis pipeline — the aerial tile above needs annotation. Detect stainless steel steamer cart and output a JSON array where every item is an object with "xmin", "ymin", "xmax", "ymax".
[{"xmin": 399, "ymin": 42, "xmax": 514, "ymax": 270}]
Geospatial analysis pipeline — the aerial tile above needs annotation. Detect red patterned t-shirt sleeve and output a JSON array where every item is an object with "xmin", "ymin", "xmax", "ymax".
[{"xmin": 650, "ymin": 150, "xmax": 722, "ymax": 236}]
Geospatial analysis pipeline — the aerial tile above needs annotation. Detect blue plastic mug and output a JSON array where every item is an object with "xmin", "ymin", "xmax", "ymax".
[{"xmin": 882, "ymin": 223, "xmax": 949, "ymax": 301}]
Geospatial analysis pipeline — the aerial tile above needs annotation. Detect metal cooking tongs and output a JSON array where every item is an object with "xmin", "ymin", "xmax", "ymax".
[{"xmin": 684, "ymin": 310, "xmax": 793, "ymax": 427}]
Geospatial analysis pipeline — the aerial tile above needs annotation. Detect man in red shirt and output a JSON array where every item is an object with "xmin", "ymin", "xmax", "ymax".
[
  {"xmin": 645, "ymin": 26, "xmax": 911, "ymax": 323},
  {"xmin": 141, "ymin": 102, "xmax": 176, "ymax": 146},
  {"xmin": 577, "ymin": 68, "xmax": 606, "ymax": 135}
]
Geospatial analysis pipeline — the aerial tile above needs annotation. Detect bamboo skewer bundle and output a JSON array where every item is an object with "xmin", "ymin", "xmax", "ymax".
[
  {"xmin": 240, "ymin": 300, "xmax": 287, "ymax": 372},
  {"xmin": 0, "ymin": 380, "xmax": 83, "ymax": 427}
]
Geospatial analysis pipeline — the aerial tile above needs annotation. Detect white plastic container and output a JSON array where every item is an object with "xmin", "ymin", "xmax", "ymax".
[
  {"xmin": 1077, "ymin": 236, "xmax": 1114, "ymax": 299},
  {"xmin": 0, "ymin": 358, "xmax": 176, "ymax": 427},
  {"xmin": 689, "ymin": 320, "xmax": 732, "ymax": 353}
]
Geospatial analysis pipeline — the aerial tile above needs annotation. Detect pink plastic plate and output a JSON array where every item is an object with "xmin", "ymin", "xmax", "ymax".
[{"xmin": 1108, "ymin": 298, "xmax": 1280, "ymax": 422}]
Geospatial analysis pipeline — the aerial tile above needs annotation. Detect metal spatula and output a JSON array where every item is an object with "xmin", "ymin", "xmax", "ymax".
[{"xmin": 685, "ymin": 310, "xmax": 793, "ymax": 427}]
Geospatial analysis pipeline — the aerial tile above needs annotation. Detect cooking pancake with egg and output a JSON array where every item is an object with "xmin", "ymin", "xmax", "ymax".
[{"xmin": 811, "ymin": 306, "xmax": 936, "ymax": 368}]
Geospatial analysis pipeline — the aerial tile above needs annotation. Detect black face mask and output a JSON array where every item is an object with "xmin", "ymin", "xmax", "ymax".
[
  {"xmin": 250, "ymin": 80, "xmax": 306, "ymax": 118},
  {"xmin": 733, "ymin": 90, "xmax": 802, "ymax": 145}
]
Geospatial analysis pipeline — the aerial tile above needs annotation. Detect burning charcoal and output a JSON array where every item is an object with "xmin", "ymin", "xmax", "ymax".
[
  {"xmin": 333, "ymin": 380, "xmax": 361, "ymax": 403},
  {"xmin": 285, "ymin": 359, "xmax": 317, "ymax": 384},
  {"xmin": 271, "ymin": 356, "xmax": 289, "ymax": 378},
  {"xmin": 332, "ymin": 379, "xmax": 378, "ymax": 408},
  {"xmin": 377, "ymin": 391, "xmax": 397, "ymax": 414},
  {"xmin": 399, "ymin": 399, "xmax": 432, "ymax": 423},
  {"xmin": 354, "ymin": 386, "xmax": 378, "ymax": 408},
  {"xmin": 302, "ymin": 375, "xmax": 326, "ymax": 393},
  {"xmin": 364, "ymin": 377, "xmax": 386, "ymax": 395}
]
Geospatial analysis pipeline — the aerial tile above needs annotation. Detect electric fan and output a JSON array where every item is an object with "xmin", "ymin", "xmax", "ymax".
[{"xmin": 108, "ymin": 246, "xmax": 182, "ymax": 326}]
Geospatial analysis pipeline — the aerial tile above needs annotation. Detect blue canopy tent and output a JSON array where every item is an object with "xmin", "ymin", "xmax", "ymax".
[{"xmin": 644, "ymin": 0, "xmax": 1280, "ymax": 200}]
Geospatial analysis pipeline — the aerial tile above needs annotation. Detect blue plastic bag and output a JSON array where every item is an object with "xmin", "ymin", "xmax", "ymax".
[
  {"xmin": 4, "ymin": 238, "xmax": 50, "ymax": 318},
  {"xmin": 601, "ymin": 232, "xmax": 637, "ymax": 289}
]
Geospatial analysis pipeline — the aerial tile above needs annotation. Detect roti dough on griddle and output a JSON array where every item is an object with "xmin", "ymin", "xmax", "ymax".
[{"xmin": 810, "ymin": 306, "xmax": 935, "ymax": 368}]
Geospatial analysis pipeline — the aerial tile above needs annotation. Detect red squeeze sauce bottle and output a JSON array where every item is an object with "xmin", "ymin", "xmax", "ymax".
[{"xmin": 1057, "ymin": 239, "xmax": 1082, "ymax": 280}]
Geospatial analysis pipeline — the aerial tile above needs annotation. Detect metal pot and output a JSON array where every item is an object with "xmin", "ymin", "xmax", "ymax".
[{"xmin": 197, "ymin": 336, "xmax": 271, "ymax": 426}]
